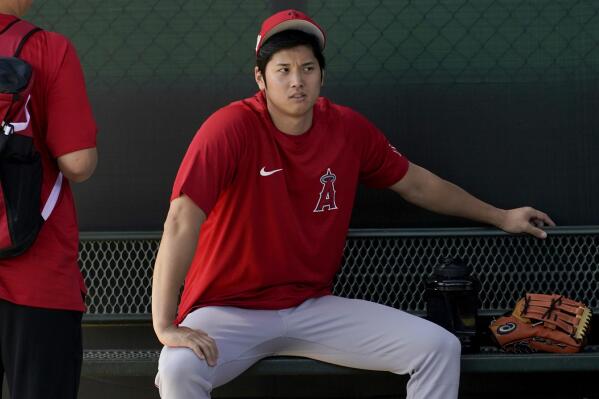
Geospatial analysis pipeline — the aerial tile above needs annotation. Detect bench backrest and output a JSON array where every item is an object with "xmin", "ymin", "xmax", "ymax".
[{"xmin": 79, "ymin": 227, "xmax": 599, "ymax": 321}]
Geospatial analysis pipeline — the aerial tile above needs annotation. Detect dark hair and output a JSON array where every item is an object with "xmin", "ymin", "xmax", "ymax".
[{"xmin": 256, "ymin": 29, "xmax": 326, "ymax": 77}]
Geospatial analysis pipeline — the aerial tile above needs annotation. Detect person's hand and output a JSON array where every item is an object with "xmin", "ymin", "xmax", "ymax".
[
  {"xmin": 157, "ymin": 324, "xmax": 219, "ymax": 366},
  {"xmin": 499, "ymin": 207, "xmax": 556, "ymax": 239}
]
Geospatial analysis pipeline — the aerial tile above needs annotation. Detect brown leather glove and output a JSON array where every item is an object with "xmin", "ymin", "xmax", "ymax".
[{"xmin": 489, "ymin": 293, "xmax": 592, "ymax": 353}]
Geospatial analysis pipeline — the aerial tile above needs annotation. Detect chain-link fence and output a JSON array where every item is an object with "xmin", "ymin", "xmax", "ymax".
[
  {"xmin": 338, "ymin": 229, "xmax": 599, "ymax": 312},
  {"xmin": 27, "ymin": 0, "xmax": 599, "ymax": 90},
  {"xmin": 79, "ymin": 228, "xmax": 599, "ymax": 320}
]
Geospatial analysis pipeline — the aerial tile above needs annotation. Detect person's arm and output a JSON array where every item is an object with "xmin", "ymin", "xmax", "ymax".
[
  {"xmin": 57, "ymin": 148, "xmax": 97, "ymax": 183},
  {"xmin": 151, "ymin": 194, "xmax": 218, "ymax": 366},
  {"xmin": 390, "ymin": 162, "xmax": 555, "ymax": 238}
]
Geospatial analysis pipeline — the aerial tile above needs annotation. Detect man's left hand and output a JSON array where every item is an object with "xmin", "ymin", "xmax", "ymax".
[{"xmin": 499, "ymin": 207, "xmax": 556, "ymax": 239}]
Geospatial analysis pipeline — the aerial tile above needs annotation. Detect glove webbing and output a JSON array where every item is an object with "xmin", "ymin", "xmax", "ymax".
[
  {"xmin": 523, "ymin": 294, "xmax": 585, "ymax": 312},
  {"xmin": 525, "ymin": 302, "xmax": 583, "ymax": 316},
  {"xmin": 521, "ymin": 307, "xmax": 578, "ymax": 334},
  {"xmin": 518, "ymin": 294, "xmax": 590, "ymax": 338}
]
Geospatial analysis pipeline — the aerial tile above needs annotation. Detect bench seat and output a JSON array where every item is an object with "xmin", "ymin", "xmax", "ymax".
[{"xmin": 82, "ymin": 345, "xmax": 599, "ymax": 377}]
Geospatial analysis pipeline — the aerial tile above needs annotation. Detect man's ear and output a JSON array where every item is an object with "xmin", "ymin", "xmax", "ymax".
[{"xmin": 255, "ymin": 66, "xmax": 266, "ymax": 90}]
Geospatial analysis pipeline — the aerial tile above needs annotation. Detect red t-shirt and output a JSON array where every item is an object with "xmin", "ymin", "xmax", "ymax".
[
  {"xmin": 0, "ymin": 15, "xmax": 97, "ymax": 312},
  {"xmin": 172, "ymin": 91, "xmax": 408, "ymax": 324}
]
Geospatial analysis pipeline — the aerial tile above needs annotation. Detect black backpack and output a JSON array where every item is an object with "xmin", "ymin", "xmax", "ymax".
[{"xmin": 0, "ymin": 19, "xmax": 62, "ymax": 258}]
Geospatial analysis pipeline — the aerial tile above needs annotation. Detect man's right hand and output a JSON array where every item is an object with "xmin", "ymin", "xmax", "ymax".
[{"xmin": 157, "ymin": 325, "xmax": 219, "ymax": 366}]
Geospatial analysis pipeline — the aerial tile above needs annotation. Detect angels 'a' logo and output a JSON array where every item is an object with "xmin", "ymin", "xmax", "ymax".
[{"xmin": 313, "ymin": 168, "xmax": 338, "ymax": 213}]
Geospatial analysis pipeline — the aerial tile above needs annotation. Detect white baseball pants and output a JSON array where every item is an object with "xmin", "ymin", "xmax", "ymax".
[{"xmin": 155, "ymin": 295, "xmax": 460, "ymax": 399}]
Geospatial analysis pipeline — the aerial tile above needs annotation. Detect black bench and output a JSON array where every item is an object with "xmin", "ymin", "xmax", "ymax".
[{"xmin": 79, "ymin": 227, "xmax": 599, "ymax": 397}]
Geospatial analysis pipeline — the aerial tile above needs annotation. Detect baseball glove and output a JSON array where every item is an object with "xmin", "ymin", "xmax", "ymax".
[{"xmin": 489, "ymin": 293, "xmax": 592, "ymax": 353}]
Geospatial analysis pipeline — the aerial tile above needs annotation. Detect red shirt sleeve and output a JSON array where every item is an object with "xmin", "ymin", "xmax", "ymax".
[
  {"xmin": 40, "ymin": 33, "xmax": 97, "ymax": 157},
  {"xmin": 171, "ymin": 106, "xmax": 245, "ymax": 215},
  {"xmin": 354, "ymin": 111, "xmax": 410, "ymax": 188}
]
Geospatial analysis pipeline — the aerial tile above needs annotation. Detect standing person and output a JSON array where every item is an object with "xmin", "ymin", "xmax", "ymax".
[
  {"xmin": 152, "ymin": 9, "xmax": 554, "ymax": 399},
  {"xmin": 0, "ymin": 1, "xmax": 98, "ymax": 398}
]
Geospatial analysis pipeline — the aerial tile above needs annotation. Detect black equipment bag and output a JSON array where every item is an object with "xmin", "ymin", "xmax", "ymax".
[{"xmin": 424, "ymin": 257, "xmax": 481, "ymax": 353}]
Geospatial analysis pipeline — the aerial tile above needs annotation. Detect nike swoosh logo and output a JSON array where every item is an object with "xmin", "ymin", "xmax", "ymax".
[{"xmin": 260, "ymin": 167, "xmax": 283, "ymax": 176}]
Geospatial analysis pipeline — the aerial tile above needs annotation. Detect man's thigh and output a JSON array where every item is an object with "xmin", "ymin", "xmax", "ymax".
[
  {"xmin": 278, "ymin": 295, "xmax": 453, "ymax": 374},
  {"xmin": 0, "ymin": 299, "xmax": 82, "ymax": 399},
  {"xmin": 157, "ymin": 306, "xmax": 287, "ymax": 391}
]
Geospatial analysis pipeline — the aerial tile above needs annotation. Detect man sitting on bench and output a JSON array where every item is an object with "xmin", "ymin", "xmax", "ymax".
[{"xmin": 151, "ymin": 9, "xmax": 554, "ymax": 399}]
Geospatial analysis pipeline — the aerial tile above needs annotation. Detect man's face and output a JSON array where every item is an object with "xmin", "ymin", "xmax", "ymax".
[{"xmin": 255, "ymin": 45, "xmax": 323, "ymax": 126}]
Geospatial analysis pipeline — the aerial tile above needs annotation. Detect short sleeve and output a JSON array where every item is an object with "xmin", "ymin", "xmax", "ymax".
[
  {"xmin": 171, "ymin": 107, "xmax": 244, "ymax": 215},
  {"xmin": 43, "ymin": 34, "xmax": 97, "ymax": 157},
  {"xmin": 355, "ymin": 112, "xmax": 410, "ymax": 188}
]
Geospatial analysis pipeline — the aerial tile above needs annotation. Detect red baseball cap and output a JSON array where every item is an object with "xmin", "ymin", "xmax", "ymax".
[{"xmin": 256, "ymin": 9, "xmax": 326, "ymax": 55}]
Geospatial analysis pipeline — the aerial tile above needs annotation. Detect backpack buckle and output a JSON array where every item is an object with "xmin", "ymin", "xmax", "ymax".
[{"xmin": 1, "ymin": 122, "xmax": 14, "ymax": 136}]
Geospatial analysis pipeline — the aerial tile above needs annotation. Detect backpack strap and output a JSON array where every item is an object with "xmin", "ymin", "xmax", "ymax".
[
  {"xmin": 8, "ymin": 94, "xmax": 31, "ymax": 133},
  {"xmin": 0, "ymin": 18, "xmax": 20, "ymax": 35},
  {"xmin": 0, "ymin": 19, "xmax": 41, "ymax": 57},
  {"xmin": 14, "ymin": 25, "xmax": 42, "ymax": 57},
  {"xmin": 41, "ymin": 172, "xmax": 63, "ymax": 221}
]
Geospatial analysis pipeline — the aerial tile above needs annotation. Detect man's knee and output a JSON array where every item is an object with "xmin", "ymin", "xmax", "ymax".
[
  {"xmin": 438, "ymin": 329, "xmax": 461, "ymax": 359},
  {"xmin": 157, "ymin": 347, "xmax": 213, "ymax": 397},
  {"xmin": 413, "ymin": 323, "xmax": 462, "ymax": 362}
]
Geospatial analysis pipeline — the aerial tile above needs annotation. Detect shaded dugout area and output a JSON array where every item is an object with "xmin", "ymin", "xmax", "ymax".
[{"xmin": 6, "ymin": 1, "xmax": 598, "ymax": 399}]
